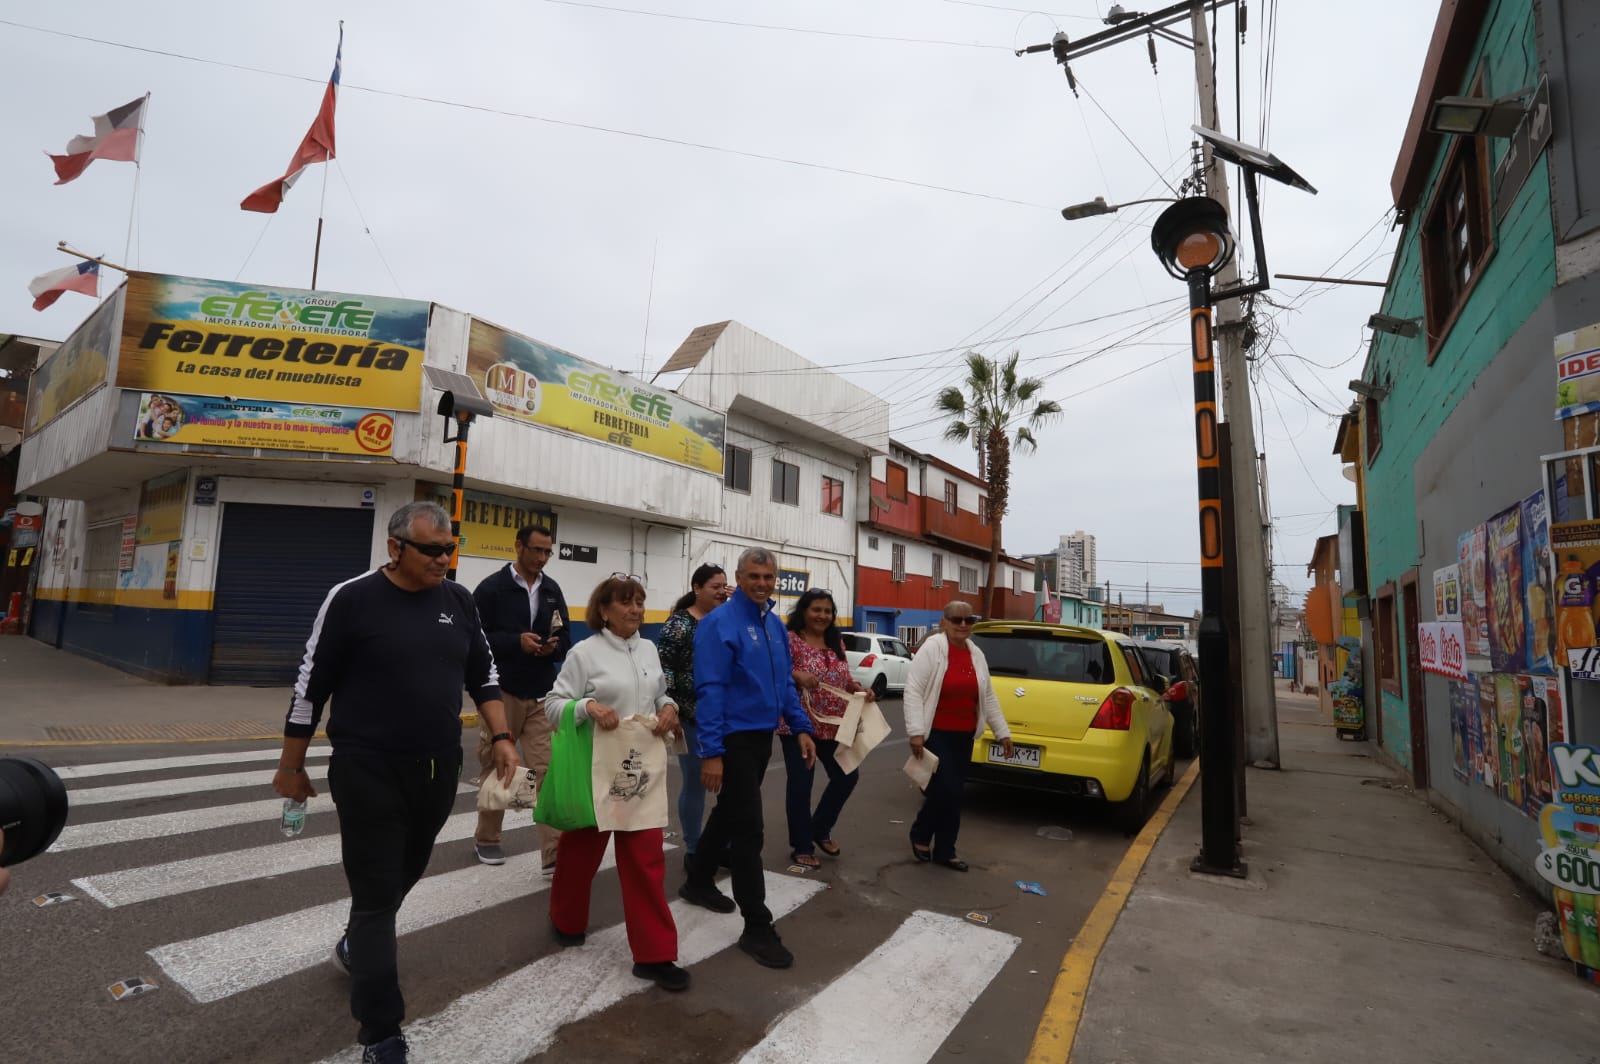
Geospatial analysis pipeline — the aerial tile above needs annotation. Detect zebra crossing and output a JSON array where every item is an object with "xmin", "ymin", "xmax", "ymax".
[{"xmin": 36, "ymin": 743, "xmax": 1026, "ymax": 1063}]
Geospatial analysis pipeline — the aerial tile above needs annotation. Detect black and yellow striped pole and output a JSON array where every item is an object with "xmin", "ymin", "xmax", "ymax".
[
  {"xmin": 1153, "ymin": 195, "xmax": 1244, "ymax": 878},
  {"xmin": 435, "ymin": 388, "xmax": 496, "ymax": 582}
]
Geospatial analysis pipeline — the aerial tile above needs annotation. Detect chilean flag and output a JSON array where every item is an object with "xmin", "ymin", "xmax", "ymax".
[
  {"xmin": 242, "ymin": 28, "xmax": 341, "ymax": 213},
  {"xmin": 48, "ymin": 96, "xmax": 146, "ymax": 184},
  {"xmin": 28, "ymin": 261, "xmax": 100, "ymax": 311}
]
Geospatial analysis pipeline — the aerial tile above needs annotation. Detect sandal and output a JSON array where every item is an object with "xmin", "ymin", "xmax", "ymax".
[
  {"xmin": 791, "ymin": 852, "xmax": 821, "ymax": 869},
  {"xmin": 910, "ymin": 837, "xmax": 932, "ymax": 863},
  {"xmin": 935, "ymin": 857, "xmax": 969, "ymax": 872},
  {"xmin": 816, "ymin": 839, "xmax": 841, "ymax": 858}
]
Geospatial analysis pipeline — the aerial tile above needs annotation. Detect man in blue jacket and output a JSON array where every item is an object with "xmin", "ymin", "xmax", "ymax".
[{"xmin": 681, "ymin": 546, "xmax": 815, "ymax": 969}]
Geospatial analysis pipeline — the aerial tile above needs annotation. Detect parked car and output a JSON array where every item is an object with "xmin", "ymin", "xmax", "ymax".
[
  {"xmin": 1136, "ymin": 640, "xmax": 1200, "ymax": 760},
  {"xmin": 841, "ymin": 632, "xmax": 913, "ymax": 698},
  {"xmin": 966, "ymin": 621, "xmax": 1176, "ymax": 833}
]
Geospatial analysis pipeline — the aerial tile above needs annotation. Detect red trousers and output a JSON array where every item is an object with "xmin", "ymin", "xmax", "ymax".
[{"xmin": 548, "ymin": 826, "xmax": 677, "ymax": 964}]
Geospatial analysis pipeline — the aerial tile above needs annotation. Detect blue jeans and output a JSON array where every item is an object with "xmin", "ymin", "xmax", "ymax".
[
  {"xmin": 780, "ymin": 732, "xmax": 859, "ymax": 857},
  {"xmin": 677, "ymin": 719, "xmax": 706, "ymax": 854},
  {"xmin": 910, "ymin": 728, "xmax": 973, "ymax": 862}
]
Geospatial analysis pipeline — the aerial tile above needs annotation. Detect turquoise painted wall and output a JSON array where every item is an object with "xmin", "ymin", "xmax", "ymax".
[{"xmin": 1362, "ymin": 0, "xmax": 1555, "ymax": 766}]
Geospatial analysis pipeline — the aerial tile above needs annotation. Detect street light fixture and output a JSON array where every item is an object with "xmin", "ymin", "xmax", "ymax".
[
  {"xmin": 1061, "ymin": 195, "xmax": 1178, "ymax": 221},
  {"xmin": 424, "ymin": 366, "xmax": 495, "ymax": 581},
  {"xmin": 1427, "ymin": 89, "xmax": 1534, "ymax": 138},
  {"xmin": 1367, "ymin": 313, "xmax": 1422, "ymax": 338}
]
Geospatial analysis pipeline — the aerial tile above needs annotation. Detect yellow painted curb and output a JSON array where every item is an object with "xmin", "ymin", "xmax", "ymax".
[{"xmin": 1025, "ymin": 757, "xmax": 1201, "ymax": 1064}]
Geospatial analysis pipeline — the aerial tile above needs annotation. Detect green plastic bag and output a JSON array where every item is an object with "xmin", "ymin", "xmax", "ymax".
[{"xmin": 533, "ymin": 699, "xmax": 597, "ymax": 831}]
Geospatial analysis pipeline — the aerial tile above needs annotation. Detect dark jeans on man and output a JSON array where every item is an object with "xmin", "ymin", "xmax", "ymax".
[
  {"xmin": 779, "ymin": 733, "xmax": 858, "ymax": 856},
  {"xmin": 910, "ymin": 728, "xmax": 974, "ymax": 862},
  {"xmin": 329, "ymin": 747, "xmax": 461, "ymax": 1046},
  {"xmin": 689, "ymin": 729, "xmax": 774, "ymax": 932}
]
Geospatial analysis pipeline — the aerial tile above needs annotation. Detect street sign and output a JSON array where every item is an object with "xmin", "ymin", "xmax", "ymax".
[{"xmin": 558, "ymin": 543, "xmax": 597, "ymax": 564}]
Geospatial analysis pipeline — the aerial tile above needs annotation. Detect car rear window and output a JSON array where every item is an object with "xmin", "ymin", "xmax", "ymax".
[
  {"xmin": 973, "ymin": 632, "xmax": 1116, "ymax": 685},
  {"xmin": 1139, "ymin": 646, "xmax": 1179, "ymax": 677},
  {"xmin": 842, "ymin": 634, "xmax": 868, "ymax": 653}
]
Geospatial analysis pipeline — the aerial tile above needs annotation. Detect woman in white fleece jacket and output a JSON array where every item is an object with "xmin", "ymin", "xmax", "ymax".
[
  {"xmin": 543, "ymin": 575, "xmax": 687, "ymax": 992},
  {"xmin": 903, "ymin": 601, "xmax": 1013, "ymax": 871}
]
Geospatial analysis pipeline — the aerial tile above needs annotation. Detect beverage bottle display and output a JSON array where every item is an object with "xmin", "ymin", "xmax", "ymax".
[
  {"xmin": 280, "ymin": 798, "xmax": 307, "ymax": 838},
  {"xmin": 1557, "ymin": 554, "xmax": 1596, "ymax": 654}
]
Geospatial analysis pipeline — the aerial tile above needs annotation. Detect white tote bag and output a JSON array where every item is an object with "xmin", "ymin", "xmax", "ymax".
[
  {"xmin": 814, "ymin": 683, "xmax": 892, "ymax": 774},
  {"xmin": 590, "ymin": 714, "xmax": 670, "ymax": 832},
  {"xmin": 476, "ymin": 767, "xmax": 538, "ymax": 812}
]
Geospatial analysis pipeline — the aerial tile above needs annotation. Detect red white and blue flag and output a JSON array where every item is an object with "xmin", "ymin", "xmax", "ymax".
[
  {"xmin": 242, "ymin": 28, "xmax": 341, "ymax": 213},
  {"xmin": 48, "ymin": 96, "xmax": 145, "ymax": 185},
  {"xmin": 28, "ymin": 261, "xmax": 100, "ymax": 311}
]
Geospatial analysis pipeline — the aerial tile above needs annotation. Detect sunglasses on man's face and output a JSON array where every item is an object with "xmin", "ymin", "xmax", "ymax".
[
  {"xmin": 946, "ymin": 616, "xmax": 977, "ymax": 626},
  {"xmin": 396, "ymin": 537, "xmax": 458, "ymax": 559}
]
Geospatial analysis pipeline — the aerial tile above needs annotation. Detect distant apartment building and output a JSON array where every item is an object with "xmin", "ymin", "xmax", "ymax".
[{"xmin": 1058, "ymin": 530, "xmax": 1096, "ymax": 597}]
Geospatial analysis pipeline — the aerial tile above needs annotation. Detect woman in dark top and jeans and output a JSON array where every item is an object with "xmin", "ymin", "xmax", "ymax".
[{"xmin": 654, "ymin": 563, "xmax": 730, "ymax": 862}]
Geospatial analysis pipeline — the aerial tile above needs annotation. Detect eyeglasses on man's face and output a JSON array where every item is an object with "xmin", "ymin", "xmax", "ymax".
[
  {"xmin": 519, "ymin": 542, "xmax": 554, "ymax": 558},
  {"xmin": 396, "ymin": 537, "xmax": 457, "ymax": 559}
]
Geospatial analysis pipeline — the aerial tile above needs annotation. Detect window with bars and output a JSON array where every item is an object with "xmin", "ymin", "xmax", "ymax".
[
  {"xmin": 932, "ymin": 553, "xmax": 943, "ymax": 588},
  {"xmin": 978, "ymin": 495, "xmax": 989, "ymax": 525},
  {"xmin": 1419, "ymin": 103, "xmax": 1494, "ymax": 361},
  {"xmin": 80, "ymin": 522, "xmax": 122, "ymax": 614},
  {"xmin": 959, "ymin": 566, "xmax": 978, "ymax": 594},
  {"xmin": 821, "ymin": 475, "xmax": 844, "ymax": 516},
  {"xmin": 771, "ymin": 459, "xmax": 799, "ymax": 506},
  {"xmin": 724, "ymin": 445, "xmax": 752, "ymax": 493},
  {"xmin": 891, "ymin": 543, "xmax": 906, "ymax": 582}
]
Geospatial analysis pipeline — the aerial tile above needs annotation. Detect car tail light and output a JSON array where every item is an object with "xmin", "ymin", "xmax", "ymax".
[
  {"xmin": 1090, "ymin": 687, "xmax": 1135, "ymax": 730},
  {"xmin": 1161, "ymin": 680, "xmax": 1189, "ymax": 703},
  {"xmin": 859, "ymin": 654, "xmax": 877, "ymax": 668}
]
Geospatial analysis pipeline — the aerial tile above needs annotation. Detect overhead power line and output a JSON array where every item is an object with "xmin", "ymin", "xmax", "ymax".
[
  {"xmin": 0, "ymin": 18, "xmax": 1048, "ymax": 210},
  {"xmin": 545, "ymin": 0, "xmax": 1012, "ymax": 48}
]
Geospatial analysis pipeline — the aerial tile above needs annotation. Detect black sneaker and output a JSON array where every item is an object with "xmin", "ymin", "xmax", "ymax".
[
  {"xmin": 678, "ymin": 880, "xmax": 735, "ymax": 914},
  {"xmin": 360, "ymin": 1035, "xmax": 408, "ymax": 1064},
  {"xmin": 632, "ymin": 961, "xmax": 690, "ymax": 991},
  {"xmin": 739, "ymin": 927, "xmax": 793, "ymax": 969},
  {"xmin": 550, "ymin": 917, "xmax": 585, "ymax": 947},
  {"xmin": 329, "ymin": 934, "xmax": 351, "ymax": 976}
]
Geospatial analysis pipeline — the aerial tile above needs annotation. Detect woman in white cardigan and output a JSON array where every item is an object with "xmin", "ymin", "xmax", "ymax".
[
  {"xmin": 544, "ymin": 575, "xmax": 686, "ymax": 991},
  {"xmin": 903, "ymin": 601, "xmax": 1013, "ymax": 871}
]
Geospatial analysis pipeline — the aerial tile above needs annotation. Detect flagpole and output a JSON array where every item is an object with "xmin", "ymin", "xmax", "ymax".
[
  {"xmin": 311, "ymin": 162, "xmax": 330, "ymax": 289},
  {"xmin": 57, "ymin": 243, "xmax": 130, "ymax": 275},
  {"xmin": 122, "ymin": 92, "xmax": 149, "ymax": 272}
]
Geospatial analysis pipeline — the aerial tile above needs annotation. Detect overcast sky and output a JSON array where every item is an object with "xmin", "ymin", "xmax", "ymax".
[{"xmin": 1, "ymin": 0, "xmax": 1440, "ymax": 614}]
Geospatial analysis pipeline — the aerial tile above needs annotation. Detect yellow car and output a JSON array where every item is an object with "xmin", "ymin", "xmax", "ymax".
[{"xmin": 967, "ymin": 621, "xmax": 1177, "ymax": 832}]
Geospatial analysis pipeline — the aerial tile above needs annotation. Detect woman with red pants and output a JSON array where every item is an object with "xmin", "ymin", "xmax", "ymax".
[{"xmin": 543, "ymin": 575, "xmax": 687, "ymax": 991}]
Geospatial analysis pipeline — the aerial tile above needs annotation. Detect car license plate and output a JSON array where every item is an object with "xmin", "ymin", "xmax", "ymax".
[{"xmin": 988, "ymin": 742, "xmax": 1041, "ymax": 769}]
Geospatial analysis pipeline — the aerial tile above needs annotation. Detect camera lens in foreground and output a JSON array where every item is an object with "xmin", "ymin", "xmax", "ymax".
[{"xmin": 0, "ymin": 757, "xmax": 70, "ymax": 867}]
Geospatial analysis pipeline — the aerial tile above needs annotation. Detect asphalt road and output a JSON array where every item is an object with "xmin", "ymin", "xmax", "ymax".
[{"xmin": 0, "ymin": 697, "xmax": 1173, "ymax": 1063}]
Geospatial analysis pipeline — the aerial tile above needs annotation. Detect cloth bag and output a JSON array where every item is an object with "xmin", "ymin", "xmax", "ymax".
[
  {"xmin": 591, "ymin": 714, "xmax": 670, "ymax": 833},
  {"xmin": 476, "ymin": 766, "xmax": 538, "ymax": 812},
  {"xmin": 533, "ymin": 700, "xmax": 597, "ymax": 831},
  {"xmin": 812, "ymin": 683, "xmax": 892, "ymax": 774}
]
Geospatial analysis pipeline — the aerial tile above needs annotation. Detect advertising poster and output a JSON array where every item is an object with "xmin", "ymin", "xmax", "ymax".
[
  {"xmin": 1458, "ymin": 526, "xmax": 1491, "ymax": 669},
  {"xmin": 1476, "ymin": 678, "xmax": 1499, "ymax": 792},
  {"xmin": 1449, "ymin": 678, "xmax": 1477, "ymax": 783},
  {"xmin": 1486, "ymin": 505, "xmax": 1527, "ymax": 674},
  {"xmin": 1517, "ymin": 676, "xmax": 1555, "ymax": 814},
  {"xmin": 132, "ymin": 393, "xmax": 395, "ymax": 457},
  {"xmin": 1418, "ymin": 621, "xmax": 1468, "ymax": 680},
  {"xmin": 136, "ymin": 470, "xmax": 186, "ymax": 544},
  {"xmin": 1534, "ymin": 743, "xmax": 1600, "ymax": 968},
  {"xmin": 1521, "ymin": 490, "xmax": 1557, "ymax": 673},
  {"xmin": 1433, "ymin": 563, "xmax": 1462, "ymax": 622},
  {"xmin": 466, "ymin": 318, "xmax": 726, "ymax": 476},
  {"xmin": 1493, "ymin": 674, "xmax": 1524, "ymax": 809},
  {"xmin": 420, "ymin": 485, "xmax": 557, "ymax": 561},
  {"xmin": 25, "ymin": 289, "xmax": 120, "ymax": 434},
  {"xmin": 1551, "ymin": 518, "xmax": 1600, "ymax": 677},
  {"xmin": 1330, "ymin": 633, "xmax": 1365, "ymax": 731},
  {"xmin": 116, "ymin": 273, "xmax": 428, "ymax": 412},
  {"xmin": 1554, "ymin": 319, "xmax": 1600, "ymax": 419}
]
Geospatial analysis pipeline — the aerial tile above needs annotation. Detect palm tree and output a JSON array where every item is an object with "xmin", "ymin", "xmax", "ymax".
[{"xmin": 934, "ymin": 352, "xmax": 1062, "ymax": 618}]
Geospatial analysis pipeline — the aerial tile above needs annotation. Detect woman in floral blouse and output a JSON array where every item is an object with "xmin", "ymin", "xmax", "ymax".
[
  {"xmin": 654, "ymin": 563, "xmax": 729, "ymax": 864},
  {"xmin": 779, "ymin": 588, "xmax": 874, "ymax": 868}
]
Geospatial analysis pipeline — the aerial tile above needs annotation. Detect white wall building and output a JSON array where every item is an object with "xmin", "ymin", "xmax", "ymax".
[{"xmin": 1059, "ymin": 530, "xmax": 1096, "ymax": 597}]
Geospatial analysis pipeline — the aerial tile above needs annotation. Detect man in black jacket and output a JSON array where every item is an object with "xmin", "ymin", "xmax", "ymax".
[{"xmin": 471, "ymin": 522, "xmax": 572, "ymax": 869}]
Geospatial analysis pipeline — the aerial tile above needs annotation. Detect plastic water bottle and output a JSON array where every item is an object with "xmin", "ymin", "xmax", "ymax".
[{"xmin": 280, "ymin": 798, "xmax": 307, "ymax": 838}]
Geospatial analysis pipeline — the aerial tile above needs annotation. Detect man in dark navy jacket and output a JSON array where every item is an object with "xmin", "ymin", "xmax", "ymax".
[{"xmin": 471, "ymin": 522, "xmax": 572, "ymax": 869}]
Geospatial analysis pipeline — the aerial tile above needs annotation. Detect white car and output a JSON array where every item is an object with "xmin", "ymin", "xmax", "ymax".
[{"xmin": 841, "ymin": 633, "xmax": 913, "ymax": 698}]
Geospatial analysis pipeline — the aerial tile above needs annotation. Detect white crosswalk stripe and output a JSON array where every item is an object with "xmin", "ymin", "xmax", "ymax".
[
  {"xmin": 738, "ymin": 910, "xmax": 1021, "ymax": 1064},
  {"xmin": 68, "ymin": 764, "xmax": 332, "ymax": 807},
  {"xmin": 72, "ymin": 808, "xmax": 531, "ymax": 907},
  {"xmin": 53, "ymin": 746, "xmax": 332, "ymax": 780},
  {"xmin": 315, "ymin": 873, "xmax": 827, "ymax": 1064}
]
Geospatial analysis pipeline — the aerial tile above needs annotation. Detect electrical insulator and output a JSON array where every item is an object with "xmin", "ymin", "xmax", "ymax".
[
  {"xmin": 1239, "ymin": 1, "xmax": 1249, "ymax": 42},
  {"xmin": 1147, "ymin": 31, "xmax": 1157, "ymax": 73}
]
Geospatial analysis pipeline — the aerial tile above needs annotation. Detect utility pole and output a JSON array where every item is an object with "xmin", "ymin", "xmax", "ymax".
[{"xmin": 1188, "ymin": 2, "xmax": 1280, "ymax": 768}]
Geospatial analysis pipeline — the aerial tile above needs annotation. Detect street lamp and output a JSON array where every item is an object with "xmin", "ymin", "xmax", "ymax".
[
  {"xmin": 1060, "ymin": 195, "xmax": 1177, "ymax": 221},
  {"xmin": 1148, "ymin": 126, "xmax": 1314, "ymax": 879}
]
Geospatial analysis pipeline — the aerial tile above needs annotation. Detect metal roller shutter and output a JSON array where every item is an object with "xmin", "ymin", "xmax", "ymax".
[{"xmin": 208, "ymin": 503, "xmax": 375, "ymax": 685}]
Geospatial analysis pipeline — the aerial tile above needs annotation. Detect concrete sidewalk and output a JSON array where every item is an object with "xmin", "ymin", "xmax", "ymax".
[{"xmin": 1069, "ymin": 682, "xmax": 1595, "ymax": 1062}]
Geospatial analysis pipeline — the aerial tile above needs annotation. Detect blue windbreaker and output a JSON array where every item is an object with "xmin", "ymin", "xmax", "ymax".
[{"xmin": 692, "ymin": 588, "xmax": 812, "ymax": 758}]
